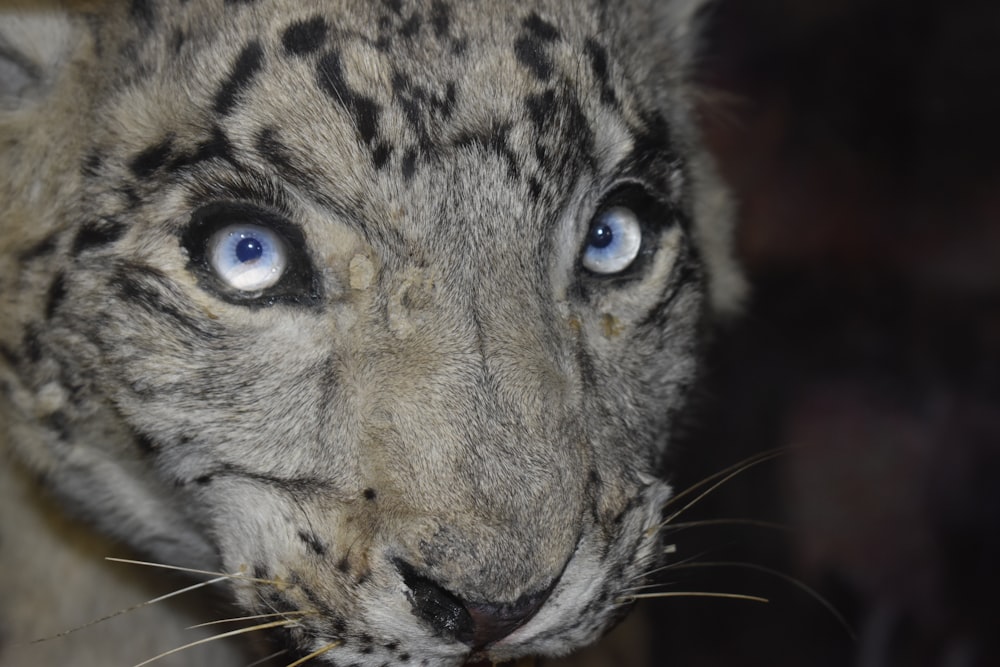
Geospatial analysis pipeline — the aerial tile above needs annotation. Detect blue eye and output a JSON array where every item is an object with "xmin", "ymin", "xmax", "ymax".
[
  {"xmin": 581, "ymin": 206, "xmax": 643, "ymax": 274},
  {"xmin": 208, "ymin": 224, "xmax": 288, "ymax": 291}
]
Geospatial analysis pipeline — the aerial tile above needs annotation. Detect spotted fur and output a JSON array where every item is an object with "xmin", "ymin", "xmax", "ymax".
[{"xmin": 0, "ymin": 1, "xmax": 742, "ymax": 665}]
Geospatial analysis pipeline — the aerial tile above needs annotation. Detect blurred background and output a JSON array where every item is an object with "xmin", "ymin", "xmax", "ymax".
[{"xmin": 647, "ymin": 0, "xmax": 1000, "ymax": 664}]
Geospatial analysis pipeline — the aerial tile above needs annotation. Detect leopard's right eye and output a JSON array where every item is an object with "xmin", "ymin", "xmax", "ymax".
[
  {"xmin": 208, "ymin": 223, "xmax": 288, "ymax": 291},
  {"xmin": 181, "ymin": 202, "xmax": 320, "ymax": 307}
]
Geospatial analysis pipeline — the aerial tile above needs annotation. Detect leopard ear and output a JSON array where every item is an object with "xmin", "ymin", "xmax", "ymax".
[
  {"xmin": 636, "ymin": 0, "xmax": 748, "ymax": 316},
  {"xmin": 0, "ymin": 6, "xmax": 79, "ymax": 110}
]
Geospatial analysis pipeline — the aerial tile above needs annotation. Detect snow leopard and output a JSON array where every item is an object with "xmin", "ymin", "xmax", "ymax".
[{"xmin": 0, "ymin": 0, "xmax": 743, "ymax": 665}]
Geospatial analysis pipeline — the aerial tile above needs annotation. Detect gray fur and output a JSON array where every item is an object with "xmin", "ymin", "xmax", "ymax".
[{"xmin": 0, "ymin": 1, "xmax": 741, "ymax": 665}]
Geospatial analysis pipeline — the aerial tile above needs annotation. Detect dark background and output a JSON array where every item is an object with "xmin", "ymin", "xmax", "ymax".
[{"xmin": 648, "ymin": 0, "xmax": 1000, "ymax": 665}]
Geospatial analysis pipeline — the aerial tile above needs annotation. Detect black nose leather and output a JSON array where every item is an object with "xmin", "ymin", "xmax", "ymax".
[{"xmin": 396, "ymin": 560, "xmax": 554, "ymax": 648}]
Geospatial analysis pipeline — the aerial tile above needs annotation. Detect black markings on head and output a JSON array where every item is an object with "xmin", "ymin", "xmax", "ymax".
[
  {"xmin": 514, "ymin": 13, "xmax": 560, "ymax": 81},
  {"xmin": 297, "ymin": 530, "xmax": 328, "ymax": 556},
  {"xmin": 22, "ymin": 328, "xmax": 42, "ymax": 364},
  {"xmin": 282, "ymin": 16, "xmax": 329, "ymax": 56},
  {"xmin": 316, "ymin": 51, "xmax": 381, "ymax": 145},
  {"xmin": 129, "ymin": 137, "xmax": 174, "ymax": 179},
  {"xmin": 169, "ymin": 125, "xmax": 235, "ymax": 172},
  {"xmin": 401, "ymin": 147, "xmax": 418, "ymax": 181},
  {"xmin": 214, "ymin": 41, "xmax": 265, "ymax": 116},
  {"xmin": 363, "ymin": 488, "xmax": 377, "ymax": 501},
  {"xmin": 256, "ymin": 126, "xmax": 295, "ymax": 172},
  {"xmin": 372, "ymin": 142, "xmax": 393, "ymax": 170},
  {"xmin": 19, "ymin": 232, "xmax": 59, "ymax": 262},
  {"xmin": 170, "ymin": 28, "xmax": 187, "ymax": 55},
  {"xmin": 454, "ymin": 124, "xmax": 520, "ymax": 180},
  {"xmin": 71, "ymin": 219, "xmax": 126, "ymax": 256},
  {"xmin": 45, "ymin": 274, "xmax": 67, "ymax": 320},
  {"xmin": 430, "ymin": 1, "xmax": 450, "ymax": 38},
  {"xmin": 112, "ymin": 265, "xmax": 210, "ymax": 336},
  {"xmin": 524, "ymin": 12, "xmax": 560, "ymax": 41},
  {"xmin": 130, "ymin": 0, "xmax": 156, "ymax": 32},
  {"xmin": 399, "ymin": 12, "xmax": 421, "ymax": 39},
  {"xmin": 82, "ymin": 151, "xmax": 104, "ymax": 178},
  {"xmin": 584, "ymin": 38, "xmax": 617, "ymax": 105},
  {"xmin": 134, "ymin": 433, "xmax": 160, "ymax": 455}
]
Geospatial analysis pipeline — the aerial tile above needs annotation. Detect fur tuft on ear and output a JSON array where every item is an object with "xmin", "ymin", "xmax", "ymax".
[{"xmin": 0, "ymin": 7, "xmax": 78, "ymax": 109}]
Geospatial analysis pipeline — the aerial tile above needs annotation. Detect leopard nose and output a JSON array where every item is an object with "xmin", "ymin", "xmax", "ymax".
[{"xmin": 395, "ymin": 560, "xmax": 554, "ymax": 648}]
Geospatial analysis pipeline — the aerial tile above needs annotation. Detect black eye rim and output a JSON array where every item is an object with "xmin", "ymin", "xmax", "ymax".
[
  {"xmin": 578, "ymin": 182, "xmax": 678, "ymax": 281},
  {"xmin": 181, "ymin": 201, "xmax": 322, "ymax": 308}
]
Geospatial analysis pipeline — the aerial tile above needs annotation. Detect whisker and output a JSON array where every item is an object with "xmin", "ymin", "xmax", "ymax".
[
  {"xmin": 246, "ymin": 648, "xmax": 289, "ymax": 667},
  {"xmin": 106, "ymin": 557, "xmax": 283, "ymax": 585},
  {"xmin": 652, "ymin": 448, "xmax": 787, "ymax": 533},
  {"xmin": 188, "ymin": 611, "xmax": 313, "ymax": 630},
  {"xmin": 131, "ymin": 619, "xmax": 299, "ymax": 667},
  {"xmin": 29, "ymin": 575, "xmax": 230, "ymax": 644},
  {"xmin": 620, "ymin": 591, "xmax": 769, "ymax": 603},
  {"xmin": 661, "ymin": 518, "xmax": 790, "ymax": 533},
  {"xmin": 661, "ymin": 561, "xmax": 856, "ymax": 640},
  {"xmin": 284, "ymin": 641, "xmax": 341, "ymax": 667}
]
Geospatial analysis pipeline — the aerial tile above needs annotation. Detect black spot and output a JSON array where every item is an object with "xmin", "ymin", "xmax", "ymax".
[
  {"xmin": 399, "ymin": 12, "xmax": 421, "ymax": 39},
  {"xmin": 316, "ymin": 50, "xmax": 381, "ymax": 144},
  {"xmin": 0, "ymin": 343, "xmax": 18, "ymax": 367},
  {"xmin": 360, "ymin": 633, "xmax": 373, "ymax": 645},
  {"xmin": 130, "ymin": 0, "xmax": 156, "ymax": 31},
  {"xmin": 525, "ymin": 89, "xmax": 556, "ymax": 130},
  {"xmin": 337, "ymin": 556, "xmax": 350, "ymax": 573},
  {"xmin": 298, "ymin": 529, "xmax": 328, "ymax": 556},
  {"xmin": 528, "ymin": 177, "xmax": 542, "ymax": 201},
  {"xmin": 363, "ymin": 488, "xmax": 377, "ymax": 501},
  {"xmin": 372, "ymin": 142, "xmax": 393, "ymax": 170},
  {"xmin": 113, "ymin": 266, "xmax": 210, "ymax": 336},
  {"xmin": 401, "ymin": 147, "xmax": 418, "ymax": 181},
  {"xmin": 333, "ymin": 618, "xmax": 347, "ymax": 633},
  {"xmin": 195, "ymin": 474, "xmax": 214, "ymax": 485},
  {"xmin": 585, "ymin": 38, "xmax": 617, "ymax": 105},
  {"xmin": 430, "ymin": 1, "xmax": 450, "ymax": 38},
  {"xmin": 399, "ymin": 653, "xmax": 411, "ymax": 662},
  {"xmin": 45, "ymin": 273, "xmax": 66, "ymax": 320},
  {"xmin": 514, "ymin": 35, "xmax": 553, "ymax": 81},
  {"xmin": 382, "ymin": 0, "xmax": 403, "ymax": 14},
  {"xmin": 451, "ymin": 37, "xmax": 468, "ymax": 56},
  {"xmin": 454, "ymin": 124, "xmax": 519, "ymax": 180},
  {"xmin": 282, "ymin": 16, "xmax": 329, "ymax": 56},
  {"xmin": 252, "ymin": 563, "xmax": 270, "ymax": 580},
  {"xmin": 71, "ymin": 219, "xmax": 126, "ymax": 256},
  {"xmin": 170, "ymin": 125, "xmax": 236, "ymax": 171},
  {"xmin": 18, "ymin": 232, "xmax": 59, "ymax": 262},
  {"xmin": 523, "ymin": 12, "xmax": 560, "ymax": 41},
  {"xmin": 170, "ymin": 28, "xmax": 187, "ymax": 54},
  {"xmin": 214, "ymin": 40, "xmax": 265, "ymax": 116},
  {"xmin": 82, "ymin": 152, "xmax": 104, "ymax": 177},
  {"xmin": 129, "ymin": 137, "xmax": 174, "ymax": 179},
  {"xmin": 135, "ymin": 433, "xmax": 159, "ymax": 454},
  {"xmin": 22, "ymin": 329, "xmax": 42, "ymax": 364},
  {"xmin": 361, "ymin": 645, "xmax": 374, "ymax": 655},
  {"xmin": 256, "ymin": 126, "xmax": 295, "ymax": 171}
]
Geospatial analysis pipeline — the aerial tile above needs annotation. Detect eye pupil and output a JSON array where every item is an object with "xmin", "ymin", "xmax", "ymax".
[
  {"xmin": 589, "ymin": 222, "xmax": 614, "ymax": 249},
  {"xmin": 236, "ymin": 236, "xmax": 264, "ymax": 263}
]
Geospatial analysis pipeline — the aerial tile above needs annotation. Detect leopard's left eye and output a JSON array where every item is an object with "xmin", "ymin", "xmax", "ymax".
[
  {"xmin": 208, "ymin": 224, "xmax": 288, "ymax": 291},
  {"xmin": 182, "ymin": 201, "xmax": 321, "ymax": 307},
  {"xmin": 581, "ymin": 206, "xmax": 642, "ymax": 274}
]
